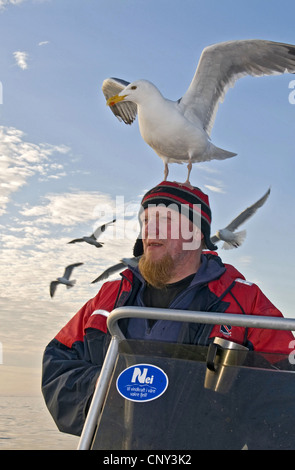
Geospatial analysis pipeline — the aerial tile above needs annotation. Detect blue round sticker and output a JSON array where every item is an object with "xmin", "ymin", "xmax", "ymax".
[{"xmin": 116, "ymin": 363, "xmax": 169, "ymax": 402}]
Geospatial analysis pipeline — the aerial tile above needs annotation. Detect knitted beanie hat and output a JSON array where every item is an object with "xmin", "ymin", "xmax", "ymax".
[{"xmin": 133, "ymin": 181, "xmax": 217, "ymax": 256}]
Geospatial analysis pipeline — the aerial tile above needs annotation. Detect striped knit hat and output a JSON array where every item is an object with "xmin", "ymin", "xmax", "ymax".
[{"xmin": 133, "ymin": 181, "xmax": 217, "ymax": 256}]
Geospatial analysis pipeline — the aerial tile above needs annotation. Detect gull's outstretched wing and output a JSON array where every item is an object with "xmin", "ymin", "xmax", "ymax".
[
  {"xmin": 68, "ymin": 238, "xmax": 84, "ymax": 244},
  {"xmin": 210, "ymin": 188, "xmax": 271, "ymax": 248},
  {"xmin": 92, "ymin": 219, "xmax": 116, "ymax": 239},
  {"xmin": 50, "ymin": 281, "xmax": 59, "ymax": 298},
  {"xmin": 63, "ymin": 262, "xmax": 84, "ymax": 280},
  {"xmin": 91, "ymin": 256, "xmax": 140, "ymax": 283},
  {"xmin": 91, "ymin": 262, "xmax": 125, "ymax": 283},
  {"xmin": 179, "ymin": 40, "xmax": 295, "ymax": 135},
  {"xmin": 225, "ymin": 188, "xmax": 271, "ymax": 232},
  {"xmin": 102, "ymin": 77, "xmax": 138, "ymax": 124},
  {"xmin": 210, "ymin": 234, "xmax": 219, "ymax": 245}
]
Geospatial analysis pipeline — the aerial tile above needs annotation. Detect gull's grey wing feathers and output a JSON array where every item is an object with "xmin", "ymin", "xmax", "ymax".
[
  {"xmin": 50, "ymin": 281, "xmax": 59, "ymax": 298},
  {"xmin": 63, "ymin": 262, "xmax": 84, "ymax": 280},
  {"xmin": 210, "ymin": 235, "xmax": 219, "ymax": 245},
  {"xmin": 92, "ymin": 219, "xmax": 116, "ymax": 239},
  {"xmin": 91, "ymin": 256, "xmax": 140, "ymax": 283},
  {"xmin": 225, "ymin": 188, "xmax": 271, "ymax": 232},
  {"xmin": 91, "ymin": 262, "xmax": 125, "ymax": 283},
  {"xmin": 121, "ymin": 256, "xmax": 141, "ymax": 268},
  {"xmin": 179, "ymin": 40, "xmax": 295, "ymax": 135},
  {"xmin": 102, "ymin": 77, "xmax": 138, "ymax": 125},
  {"xmin": 68, "ymin": 238, "xmax": 84, "ymax": 244}
]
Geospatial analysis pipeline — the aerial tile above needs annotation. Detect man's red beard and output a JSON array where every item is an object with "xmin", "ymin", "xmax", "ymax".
[{"xmin": 138, "ymin": 253, "xmax": 175, "ymax": 289}]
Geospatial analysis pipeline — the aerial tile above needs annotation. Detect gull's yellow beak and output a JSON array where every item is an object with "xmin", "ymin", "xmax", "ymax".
[{"xmin": 106, "ymin": 94, "xmax": 127, "ymax": 107}]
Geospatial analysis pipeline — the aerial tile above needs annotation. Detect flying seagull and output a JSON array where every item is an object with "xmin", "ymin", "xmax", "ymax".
[
  {"xmin": 50, "ymin": 262, "xmax": 83, "ymax": 298},
  {"xmin": 68, "ymin": 219, "xmax": 116, "ymax": 248},
  {"xmin": 211, "ymin": 188, "xmax": 271, "ymax": 249},
  {"xmin": 103, "ymin": 39, "xmax": 295, "ymax": 183}
]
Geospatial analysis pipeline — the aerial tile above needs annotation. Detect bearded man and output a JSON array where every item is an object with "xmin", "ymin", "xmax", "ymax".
[{"xmin": 42, "ymin": 181, "xmax": 294, "ymax": 437}]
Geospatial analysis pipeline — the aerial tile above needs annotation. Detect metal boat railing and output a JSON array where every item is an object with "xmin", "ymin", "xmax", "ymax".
[{"xmin": 78, "ymin": 307, "xmax": 295, "ymax": 450}]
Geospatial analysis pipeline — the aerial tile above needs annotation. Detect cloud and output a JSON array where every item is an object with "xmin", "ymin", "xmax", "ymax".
[
  {"xmin": 0, "ymin": 221, "xmax": 134, "ymax": 305},
  {"xmin": 0, "ymin": 0, "xmax": 50, "ymax": 13},
  {"xmin": 0, "ymin": 0, "xmax": 46, "ymax": 11},
  {"xmin": 20, "ymin": 191, "xmax": 117, "ymax": 227},
  {"xmin": 0, "ymin": 0, "xmax": 26, "ymax": 10},
  {"xmin": 0, "ymin": 187, "xmax": 140, "ymax": 305},
  {"xmin": 19, "ymin": 189, "xmax": 141, "ymax": 239},
  {"xmin": 0, "ymin": 121, "xmax": 142, "ymax": 309},
  {"xmin": 13, "ymin": 51, "xmax": 29, "ymax": 70},
  {"xmin": 0, "ymin": 126, "xmax": 70, "ymax": 216},
  {"xmin": 204, "ymin": 184, "xmax": 226, "ymax": 194},
  {"xmin": 38, "ymin": 40, "xmax": 49, "ymax": 46}
]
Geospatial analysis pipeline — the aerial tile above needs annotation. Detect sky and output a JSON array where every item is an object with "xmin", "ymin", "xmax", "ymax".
[{"xmin": 0, "ymin": 0, "xmax": 294, "ymax": 399}]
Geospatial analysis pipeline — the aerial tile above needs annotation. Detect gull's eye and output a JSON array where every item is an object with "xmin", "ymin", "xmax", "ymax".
[{"xmin": 131, "ymin": 85, "xmax": 137, "ymax": 90}]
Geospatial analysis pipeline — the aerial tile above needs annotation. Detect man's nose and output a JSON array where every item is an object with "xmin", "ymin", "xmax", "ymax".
[{"xmin": 145, "ymin": 218, "xmax": 160, "ymax": 238}]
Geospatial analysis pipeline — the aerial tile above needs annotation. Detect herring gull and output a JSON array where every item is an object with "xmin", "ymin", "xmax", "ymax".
[
  {"xmin": 68, "ymin": 219, "xmax": 116, "ymax": 248},
  {"xmin": 50, "ymin": 262, "xmax": 83, "ymax": 298},
  {"xmin": 103, "ymin": 40, "xmax": 295, "ymax": 183},
  {"xmin": 211, "ymin": 188, "xmax": 271, "ymax": 249}
]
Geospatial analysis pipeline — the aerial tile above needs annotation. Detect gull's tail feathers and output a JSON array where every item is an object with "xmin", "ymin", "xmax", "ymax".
[
  {"xmin": 222, "ymin": 230, "xmax": 247, "ymax": 250},
  {"xmin": 66, "ymin": 280, "xmax": 76, "ymax": 289},
  {"xmin": 206, "ymin": 142, "xmax": 237, "ymax": 161}
]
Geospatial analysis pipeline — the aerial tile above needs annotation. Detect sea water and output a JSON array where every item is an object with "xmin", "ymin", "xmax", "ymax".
[{"xmin": 0, "ymin": 395, "xmax": 79, "ymax": 450}]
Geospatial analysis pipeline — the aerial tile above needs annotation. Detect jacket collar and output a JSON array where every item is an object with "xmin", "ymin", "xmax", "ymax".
[
  {"xmin": 123, "ymin": 252, "xmax": 226, "ymax": 288},
  {"xmin": 120, "ymin": 251, "xmax": 245, "ymax": 293}
]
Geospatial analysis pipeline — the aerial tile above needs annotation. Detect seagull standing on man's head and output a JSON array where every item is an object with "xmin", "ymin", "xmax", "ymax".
[{"xmin": 103, "ymin": 39, "xmax": 295, "ymax": 184}]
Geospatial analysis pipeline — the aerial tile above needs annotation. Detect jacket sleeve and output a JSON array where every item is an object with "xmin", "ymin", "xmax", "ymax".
[
  {"xmin": 41, "ymin": 288, "xmax": 113, "ymax": 436},
  {"xmin": 232, "ymin": 280, "xmax": 294, "ymax": 354},
  {"xmin": 41, "ymin": 336, "xmax": 103, "ymax": 436},
  {"xmin": 41, "ymin": 277, "xmax": 128, "ymax": 436},
  {"xmin": 246, "ymin": 283, "xmax": 294, "ymax": 354}
]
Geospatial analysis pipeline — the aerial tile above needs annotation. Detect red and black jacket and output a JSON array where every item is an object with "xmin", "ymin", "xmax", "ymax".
[{"xmin": 42, "ymin": 253, "xmax": 294, "ymax": 436}]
